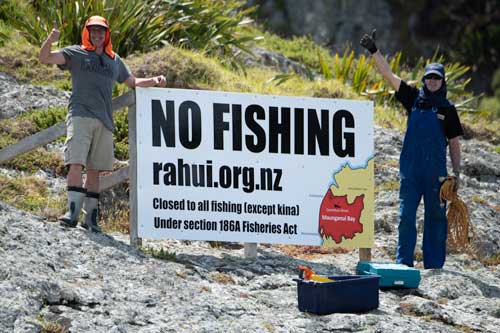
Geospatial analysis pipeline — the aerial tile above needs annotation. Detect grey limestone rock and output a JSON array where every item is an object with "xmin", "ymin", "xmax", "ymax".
[{"xmin": 0, "ymin": 72, "xmax": 70, "ymax": 119}]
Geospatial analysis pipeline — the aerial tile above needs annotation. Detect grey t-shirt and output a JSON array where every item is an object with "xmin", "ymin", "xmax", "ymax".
[{"xmin": 58, "ymin": 45, "xmax": 131, "ymax": 132}]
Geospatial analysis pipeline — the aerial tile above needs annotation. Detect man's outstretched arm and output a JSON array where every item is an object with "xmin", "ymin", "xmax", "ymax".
[{"xmin": 124, "ymin": 75, "xmax": 167, "ymax": 88}]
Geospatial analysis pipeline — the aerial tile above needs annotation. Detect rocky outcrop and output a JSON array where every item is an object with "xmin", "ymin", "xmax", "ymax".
[
  {"xmin": 244, "ymin": 47, "xmax": 313, "ymax": 78},
  {"xmin": 1, "ymin": 197, "xmax": 500, "ymax": 333},
  {"xmin": 0, "ymin": 72, "xmax": 70, "ymax": 119},
  {"xmin": 249, "ymin": 0, "xmax": 397, "ymax": 53}
]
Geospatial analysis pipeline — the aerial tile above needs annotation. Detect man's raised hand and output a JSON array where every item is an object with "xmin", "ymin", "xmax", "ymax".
[
  {"xmin": 360, "ymin": 29, "xmax": 377, "ymax": 54},
  {"xmin": 48, "ymin": 21, "xmax": 60, "ymax": 43}
]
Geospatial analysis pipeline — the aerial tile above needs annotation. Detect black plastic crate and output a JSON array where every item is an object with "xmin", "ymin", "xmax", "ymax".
[{"xmin": 294, "ymin": 275, "xmax": 380, "ymax": 315}]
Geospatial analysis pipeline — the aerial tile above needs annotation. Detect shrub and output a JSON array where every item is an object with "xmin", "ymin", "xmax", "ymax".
[
  {"xmin": 160, "ymin": 0, "xmax": 257, "ymax": 68},
  {"xmin": 2, "ymin": 148, "xmax": 66, "ymax": 176},
  {"xmin": 113, "ymin": 108, "xmax": 129, "ymax": 160},
  {"xmin": 141, "ymin": 246, "xmax": 178, "ymax": 262},
  {"xmin": 1, "ymin": 0, "xmax": 166, "ymax": 57},
  {"xmin": 100, "ymin": 183, "xmax": 130, "ymax": 234},
  {"xmin": 126, "ymin": 46, "xmax": 224, "ymax": 89},
  {"xmin": 0, "ymin": 175, "xmax": 65, "ymax": 214},
  {"xmin": 0, "ymin": 108, "xmax": 67, "ymax": 175},
  {"xmin": 1, "ymin": 0, "xmax": 257, "ymax": 62},
  {"xmin": 0, "ymin": 31, "xmax": 6, "ymax": 47},
  {"xmin": 478, "ymin": 96, "xmax": 500, "ymax": 121},
  {"xmin": 26, "ymin": 107, "xmax": 67, "ymax": 132}
]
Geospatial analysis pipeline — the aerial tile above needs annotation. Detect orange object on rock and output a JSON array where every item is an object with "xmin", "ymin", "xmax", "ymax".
[{"xmin": 298, "ymin": 265, "xmax": 334, "ymax": 283}]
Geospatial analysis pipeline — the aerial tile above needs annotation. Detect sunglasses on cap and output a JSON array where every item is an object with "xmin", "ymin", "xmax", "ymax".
[{"xmin": 424, "ymin": 74, "xmax": 443, "ymax": 80}]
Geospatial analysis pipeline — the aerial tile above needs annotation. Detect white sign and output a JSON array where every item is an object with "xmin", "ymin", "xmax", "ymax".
[{"xmin": 135, "ymin": 88, "xmax": 374, "ymax": 247}]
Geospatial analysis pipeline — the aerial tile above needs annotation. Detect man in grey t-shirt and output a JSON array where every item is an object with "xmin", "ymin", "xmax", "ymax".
[{"xmin": 40, "ymin": 16, "xmax": 166, "ymax": 232}]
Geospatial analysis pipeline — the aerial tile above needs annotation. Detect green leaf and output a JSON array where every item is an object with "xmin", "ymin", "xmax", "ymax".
[{"xmin": 318, "ymin": 49, "xmax": 331, "ymax": 80}]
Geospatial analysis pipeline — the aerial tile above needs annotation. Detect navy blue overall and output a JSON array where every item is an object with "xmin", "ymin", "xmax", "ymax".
[{"xmin": 396, "ymin": 100, "xmax": 448, "ymax": 269}]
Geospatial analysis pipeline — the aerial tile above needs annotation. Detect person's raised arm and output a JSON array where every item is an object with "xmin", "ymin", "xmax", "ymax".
[
  {"xmin": 360, "ymin": 29, "xmax": 401, "ymax": 92},
  {"xmin": 39, "ymin": 21, "xmax": 66, "ymax": 65}
]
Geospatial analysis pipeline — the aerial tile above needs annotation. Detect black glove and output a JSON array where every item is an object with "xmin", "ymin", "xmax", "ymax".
[
  {"xmin": 360, "ymin": 29, "xmax": 378, "ymax": 54},
  {"xmin": 452, "ymin": 170, "xmax": 460, "ymax": 192}
]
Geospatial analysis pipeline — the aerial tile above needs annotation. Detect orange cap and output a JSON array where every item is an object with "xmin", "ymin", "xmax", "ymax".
[
  {"xmin": 81, "ymin": 15, "xmax": 115, "ymax": 59},
  {"xmin": 85, "ymin": 15, "xmax": 109, "ymax": 29}
]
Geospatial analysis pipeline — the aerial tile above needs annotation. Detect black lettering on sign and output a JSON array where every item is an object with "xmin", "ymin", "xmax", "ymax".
[
  {"xmin": 308, "ymin": 109, "xmax": 329, "ymax": 156},
  {"xmin": 179, "ymin": 101, "xmax": 201, "ymax": 149},
  {"xmin": 294, "ymin": 108, "xmax": 304, "ymax": 155},
  {"xmin": 152, "ymin": 100, "xmax": 175, "ymax": 147},
  {"xmin": 232, "ymin": 104, "xmax": 242, "ymax": 151},
  {"xmin": 245, "ymin": 104, "xmax": 266, "ymax": 153},
  {"xmin": 151, "ymin": 99, "xmax": 201, "ymax": 149},
  {"xmin": 269, "ymin": 107, "xmax": 291, "ymax": 154},
  {"xmin": 213, "ymin": 103, "xmax": 229, "ymax": 150},
  {"xmin": 159, "ymin": 100, "xmax": 358, "ymax": 157},
  {"xmin": 333, "ymin": 110, "xmax": 355, "ymax": 157}
]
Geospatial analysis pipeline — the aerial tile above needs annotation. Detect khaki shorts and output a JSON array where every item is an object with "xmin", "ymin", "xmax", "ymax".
[{"xmin": 64, "ymin": 116, "xmax": 114, "ymax": 170}]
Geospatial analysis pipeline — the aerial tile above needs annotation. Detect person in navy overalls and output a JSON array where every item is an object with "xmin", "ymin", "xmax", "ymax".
[{"xmin": 360, "ymin": 30, "xmax": 464, "ymax": 269}]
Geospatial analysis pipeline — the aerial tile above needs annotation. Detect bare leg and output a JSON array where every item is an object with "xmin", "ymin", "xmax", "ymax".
[
  {"xmin": 67, "ymin": 164, "xmax": 83, "ymax": 187},
  {"xmin": 84, "ymin": 169, "xmax": 100, "ymax": 192}
]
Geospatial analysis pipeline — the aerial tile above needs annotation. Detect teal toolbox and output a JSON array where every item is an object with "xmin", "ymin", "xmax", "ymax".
[{"xmin": 356, "ymin": 262, "xmax": 421, "ymax": 288}]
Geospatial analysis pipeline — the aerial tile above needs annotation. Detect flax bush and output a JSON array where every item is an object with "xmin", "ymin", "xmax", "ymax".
[
  {"xmin": 0, "ymin": 0, "xmax": 257, "ymax": 61},
  {"xmin": 160, "ymin": 0, "xmax": 257, "ymax": 67},
  {"xmin": 1, "ymin": 0, "xmax": 167, "ymax": 57}
]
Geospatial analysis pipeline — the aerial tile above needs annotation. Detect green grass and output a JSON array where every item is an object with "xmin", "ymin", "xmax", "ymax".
[
  {"xmin": 414, "ymin": 250, "xmax": 423, "ymax": 262},
  {"xmin": 141, "ymin": 246, "xmax": 178, "ymax": 262},
  {"xmin": 100, "ymin": 183, "xmax": 131, "ymax": 234},
  {"xmin": 460, "ymin": 112, "xmax": 500, "ymax": 145},
  {"xmin": 112, "ymin": 108, "xmax": 130, "ymax": 160},
  {"xmin": 0, "ymin": 175, "xmax": 65, "ymax": 218},
  {"xmin": 473, "ymin": 96, "xmax": 500, "ymax": 144},
  {"xmin": 0, "ymin": 108, "xmax": 67, "ymax": 175},
  {"xmin": 481, "ymin": 252, "xmax": 500, "ymax": 266},
  {"xmin": 124, "ymin": 45, "xmax": 360, "ymax": 100},
  {"xmin": 37, "ymin": 314, "xmax": 67, "ymax": 333},
  {"xmin": 0, "ymin": 148, "xmax": 65, "ymax": 175},
  {"xmin": 374, "ymin": 105, "xmax": 407, "ymax": 131},
  {"xmin": 24, "ymin": 107, "xmax": 67, "ymax": 131},
  {"xmin": 375, "ymin": 180, "xmax": 400, "ymax": 193},
  {"xmin": 244, "ymin": 26, "xmax": 331, "ymax": 72},
  {"xmin": 0, "ymin": 20, "xmax": 11, "ymax": 47},
  {"xmin": 0, "ymin": 132, "xmax": 65, "ymax": 176},
  {"xmin": 0, "ymin": 32, "xmax": 70, "ymax": 85}
]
